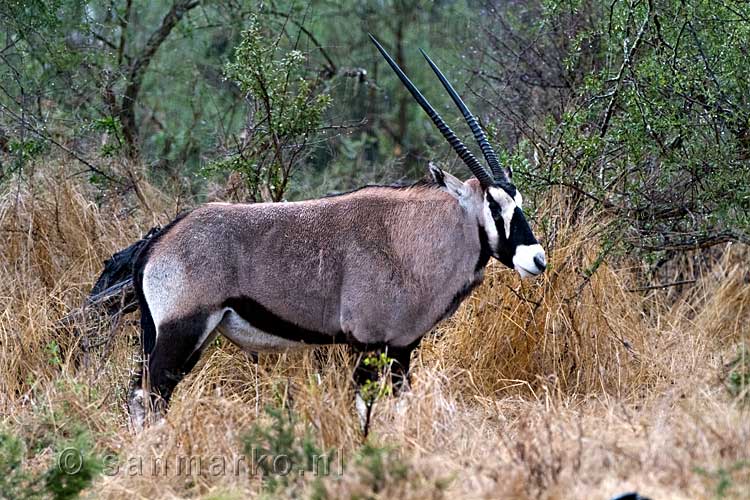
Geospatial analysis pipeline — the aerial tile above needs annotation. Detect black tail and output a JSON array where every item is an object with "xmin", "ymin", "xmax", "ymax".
[
  {"xmin": 61, "ymin": 226, "xmax": 163, "ymax": 371},
  {"xmin": 87, "ymin": 226, "xmax": 162, "ymax": 316}
]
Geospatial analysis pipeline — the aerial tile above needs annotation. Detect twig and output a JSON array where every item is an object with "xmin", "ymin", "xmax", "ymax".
[
  {"xmin": 506, "ymin": 284, "xmax": 541, "ymax": 307},
  {"xmin": 626, "ymin": 279, "xmax": 696, "ymax": 292},
  {"xmin": 263, "ymin": 8, "xmax": 337, "ymax": 77},
  {"xmin": 635, "ymin": 230, "xmax": 749, "ymax": 251},
  {"xmin": 317, "ymin": 117, "xmax": 367, "ymax": 131},
  {"xmin": 0, "ymin": 101, "xmax": 122, "ymax": 184},
  {"xmin": 600, "ymin": 1, "xmax": 651, "ymax": 137}
]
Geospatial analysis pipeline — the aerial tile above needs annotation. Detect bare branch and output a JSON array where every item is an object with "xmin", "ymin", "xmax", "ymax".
[
  {"xmin": 263, "ymin": 8, "xmax": 337, "ymax": 77},
  {"xmin": 627, "ymin": 279, "xmax": 696, "ymax": 292},
  {"xmin": 600, "ymin": 1, "xmax": 651, "ymax": 137},
  {"xmin": 0, "ymin": 100, "xmax": 122, "ymax": 184},
  {"xmin": 634, "ymin": 231, "xmax": 750, "ymax": 251},
  {"xmin": 119, "ymin": 0, "xmax": 200, "ymax": 156}
]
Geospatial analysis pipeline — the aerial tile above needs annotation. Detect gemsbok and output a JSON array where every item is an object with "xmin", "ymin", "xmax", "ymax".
[{"xmin": 128, "ymin": 35, "xmax": 546, "ymax": 427}]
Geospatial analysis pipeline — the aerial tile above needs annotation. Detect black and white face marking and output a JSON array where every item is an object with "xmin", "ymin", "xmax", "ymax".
[{"xmin": 483, "ymin": 186, "xmax": 546, "ymax": 278}]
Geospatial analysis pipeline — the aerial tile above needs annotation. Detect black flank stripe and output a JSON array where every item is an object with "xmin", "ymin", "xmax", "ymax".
[{"xmin": 222, "ymin": 296, "xmax": 347, "ymax": 345}]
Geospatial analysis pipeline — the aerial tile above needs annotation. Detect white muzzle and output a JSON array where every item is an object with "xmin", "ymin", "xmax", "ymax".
[{"xmin": 513, "ymin": 244, "xmax": 546, "ymax": 278}]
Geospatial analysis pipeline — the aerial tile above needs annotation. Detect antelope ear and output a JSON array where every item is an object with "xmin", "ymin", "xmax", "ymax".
[
  {"xmin": 427, "ymin": 162, "xmax": 447, "ymax": 185},
  {"xmin": 427, "ymin": 162, "xmax": 468, "ymax": 201}
]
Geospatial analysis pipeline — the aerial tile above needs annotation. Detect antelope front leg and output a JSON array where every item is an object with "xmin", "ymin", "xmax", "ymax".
[
  {"xmin": 387, "ymin": 339, "xmax": 421, "ymax": 396},
  {"xmin": 351, "ymin": 339, "xmax": 422, "ymax": 436}
]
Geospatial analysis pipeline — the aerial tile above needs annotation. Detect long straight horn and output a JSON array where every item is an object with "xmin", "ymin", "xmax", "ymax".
[
  {"xmin": 420, "ymin": 49, "xmax": 508, "ymax": 185},
  {"xmin": 369, "ymin": 34, "xmax": 494, "ymax": 188}
]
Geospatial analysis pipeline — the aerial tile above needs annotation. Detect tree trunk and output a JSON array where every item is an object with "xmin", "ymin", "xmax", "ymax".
[{"xmin": 119, "ymin": 0, "xmax": 199, "ymax": 158}]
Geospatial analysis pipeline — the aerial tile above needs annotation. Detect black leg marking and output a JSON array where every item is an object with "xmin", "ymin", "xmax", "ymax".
[
  {"xmin": 350, "ymin": 337, "xmax": 422, "ymax": 394},
  {"xmin": 147, "ymin": 312, "xmax": 210, "ymax": 412},
  {"xmin": 388, "ymin": 338, "xmax": 421, "ymax": 395},
  {"xmin": 349, "ymin": 339, "xmax": 421, "ymax": 439},
  {"xmin": 180, "ymin": 329, "xmax": 219, "ymax": 375},
  {"xmin": 352, "ymin": 350, "xmax": 380, "ymax": 387}
]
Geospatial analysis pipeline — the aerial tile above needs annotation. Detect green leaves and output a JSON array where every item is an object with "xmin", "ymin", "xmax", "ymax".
[
  {"xmin": 519, "ymin": 0, "xmax": 750, "ymax": 253},
  {"xmin": 359, "ymin": 353, "xmax": 395, "ymax": 405},
  {"xmin": 0, "ymin": 427, "xmax": 104, "ymax": 500},
  {"xmin": 210, "ymin": 16, "xmax": 332, "ymax": 201},
  {"xmin": 242, "ymin": 404, "xmax": 335, "ymax": 495},
  {"xmin": 91, "ymin": 116, "xmax": 124, "ymax": 158},
  {"xmin": 226, "ymin": 18, "xmax": 332, "ymax": 138}
]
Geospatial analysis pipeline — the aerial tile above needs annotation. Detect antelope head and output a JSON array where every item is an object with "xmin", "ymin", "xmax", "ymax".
[{"xmin": 370, "ymin": 35, "xmax": 546, "ymax": 277}]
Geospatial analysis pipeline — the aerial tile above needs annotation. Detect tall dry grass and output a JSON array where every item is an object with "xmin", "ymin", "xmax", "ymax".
[{"xmin": 1, "ymin": 167, "xmax": 748, "ymax": 499}]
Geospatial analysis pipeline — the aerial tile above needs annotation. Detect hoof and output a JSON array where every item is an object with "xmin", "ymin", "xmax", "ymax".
[
  {"xmin": 128, "ymin": 389, "xmax": 147, "ymax": 432},
  {"xmin": 394, "ymin": 395, "xmax": 409, "ymax": 415}
]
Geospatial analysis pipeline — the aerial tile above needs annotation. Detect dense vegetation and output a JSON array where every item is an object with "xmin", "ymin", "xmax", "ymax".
[
  {"xmin": 1, "ymin": 1, "xmax": 748, "ymax": 498},
  {"xmin": 3, "ymin": 0, "xmax": 747, "ymax": 251}
]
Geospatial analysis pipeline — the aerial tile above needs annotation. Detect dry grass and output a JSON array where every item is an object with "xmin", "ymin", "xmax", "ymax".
[{"xmin": 1, "ymin": 167, "xmax": 748, "ymax": 499}]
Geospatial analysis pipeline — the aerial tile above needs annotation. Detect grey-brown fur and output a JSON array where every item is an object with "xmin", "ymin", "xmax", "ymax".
[
  {"xmin": 145, "ymin": 179, "xmax": 486, "ymax": 347},
  {"xmin": 128, "ymin": 170, "xmax": 499, "ymax": 427}
]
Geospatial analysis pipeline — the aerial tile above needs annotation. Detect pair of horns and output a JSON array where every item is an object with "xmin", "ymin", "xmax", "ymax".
[{"xmin": 369, "ymin": 34, "xmax": 508, "ymax": 189}]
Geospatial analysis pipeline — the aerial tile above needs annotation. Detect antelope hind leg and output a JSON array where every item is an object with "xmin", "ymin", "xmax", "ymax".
[{"xmin": 129, "ymin": 311, "xmax": 222, "ymax": 430}]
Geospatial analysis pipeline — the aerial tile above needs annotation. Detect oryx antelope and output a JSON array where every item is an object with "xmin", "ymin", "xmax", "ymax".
[{"xmin": 128, "ymin": 35, "xmax": 546, "ymax": 426}]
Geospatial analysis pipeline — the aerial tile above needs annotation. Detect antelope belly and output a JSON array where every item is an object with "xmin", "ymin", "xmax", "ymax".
[{"xmin": 218, "ymin": 309, "xmax": 305, "ymax": 352}]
